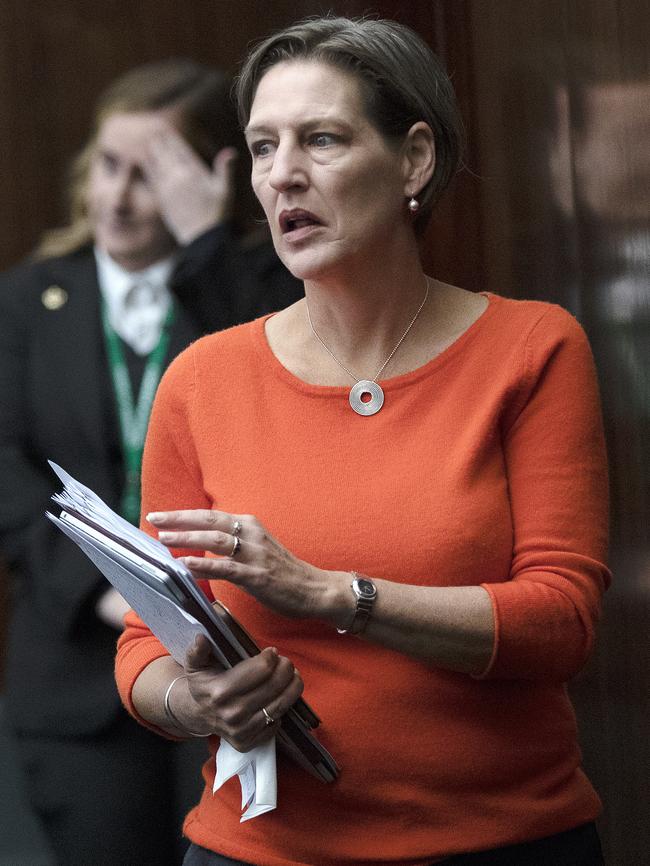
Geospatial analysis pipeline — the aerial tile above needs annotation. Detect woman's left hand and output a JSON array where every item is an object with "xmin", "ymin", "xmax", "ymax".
[{"xmin": 147, "ymin": 509, "xmax": 345, "ymax": 622}]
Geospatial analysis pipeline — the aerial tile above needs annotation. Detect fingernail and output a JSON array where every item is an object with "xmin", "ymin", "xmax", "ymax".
[
  {"xmin": 147, "ymin": 512, "xmax": 163, "ymax": 523},
  {"xmin": 158, "ymin": 532, "xmax": 173, "ymax": 541},
  {"xmin": 266, "ymin": 646, "xmax": 279, "ymax": 656}
]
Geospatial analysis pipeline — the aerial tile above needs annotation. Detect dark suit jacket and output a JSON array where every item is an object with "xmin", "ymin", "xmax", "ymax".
[{"xmin": 0, "ymin": 227, "xmax": 302, "ymax": 736}]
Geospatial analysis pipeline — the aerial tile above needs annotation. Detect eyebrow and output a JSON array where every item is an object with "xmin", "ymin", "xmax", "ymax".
[
  {"xmin": 97, "ymin": 146, "xmax": 120, "ymax": 160},
  {"xmin": 244, "ymin": 116, "xmax": 350, "ymax": 138},
  {"xmin": 244, "ymin": 125, "xmax": 271, "ymax": 139}
]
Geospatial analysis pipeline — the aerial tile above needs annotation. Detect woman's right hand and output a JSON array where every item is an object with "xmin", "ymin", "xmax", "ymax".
[
  {"xmin": 145, "ymin": 129, "xmax": 237, "ymax": 245},
  {"xmin": 169, "ymin": 635, "xmax": 303, "ymax": 752}
]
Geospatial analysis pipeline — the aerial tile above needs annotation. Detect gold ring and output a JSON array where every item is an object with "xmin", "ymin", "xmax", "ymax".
[{"xmin": 262, "ymin": 706, "xmax": 275, "ymax": 726}]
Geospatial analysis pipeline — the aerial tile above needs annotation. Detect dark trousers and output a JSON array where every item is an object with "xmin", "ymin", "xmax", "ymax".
[
  {"xmin": 183, "ymin": 821, "xmax": 604, "ymax": 866},
  {"xmin": 16, "ymin": 710, "xmax": 206, "ymax": 866}
]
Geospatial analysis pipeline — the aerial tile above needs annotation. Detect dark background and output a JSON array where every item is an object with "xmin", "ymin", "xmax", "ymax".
[{"xmin": 1, "ymin": 1, "xmax": 648, "ymax": 863}]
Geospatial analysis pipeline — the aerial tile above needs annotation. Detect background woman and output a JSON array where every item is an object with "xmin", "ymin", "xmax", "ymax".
[
  {"xmin": 116, "ymin": 17, "xmax": 610, "ymax": 865},
  {"xmin": 0, "ymin": 58, "xmax": 299, "ymax": 866}
]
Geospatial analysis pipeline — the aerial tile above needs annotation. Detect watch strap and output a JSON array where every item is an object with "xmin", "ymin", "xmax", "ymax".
[{"xmin": 336, "ymin": 573, "xmax": 377, "ymax": 635}]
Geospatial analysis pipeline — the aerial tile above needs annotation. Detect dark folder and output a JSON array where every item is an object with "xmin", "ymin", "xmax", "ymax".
[{"xmin": 46, "ymin": 461, "xmax": 339, "ymax": 783}]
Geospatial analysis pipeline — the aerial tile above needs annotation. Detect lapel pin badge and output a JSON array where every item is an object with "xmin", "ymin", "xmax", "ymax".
[{"xmin": 41, "ymin": 285, "xmax": 68, "ymax": 310}]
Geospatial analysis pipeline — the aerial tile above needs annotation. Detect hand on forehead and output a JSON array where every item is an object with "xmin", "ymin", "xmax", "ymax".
[{"xmin": 97, "ymin": 110, "xmax": 190, "ymax": 164}]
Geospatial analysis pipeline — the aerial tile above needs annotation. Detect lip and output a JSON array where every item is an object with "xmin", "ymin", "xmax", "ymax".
[
  {"xmin": 103, "ymin": 218, "xmax": 141, "ymax": 235},
  {"xmin": 278, "ymin": 208, "xmax": 324, "ymax": 242}
]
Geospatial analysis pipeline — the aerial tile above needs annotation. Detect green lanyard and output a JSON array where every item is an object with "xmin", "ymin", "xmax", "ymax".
[{"xmin": 101, "ymin": 302, "xmax": 175, "ymax": 524}]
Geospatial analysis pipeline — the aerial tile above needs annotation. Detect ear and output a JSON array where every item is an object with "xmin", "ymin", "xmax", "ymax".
[{"xmin": 401, "ymin": 122, "xmax": 436, "ymax": 197}]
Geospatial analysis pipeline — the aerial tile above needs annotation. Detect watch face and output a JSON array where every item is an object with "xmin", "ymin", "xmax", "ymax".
[{"xmin": 355, "ymin": 578, "xmax": 376, "ymax": 598}]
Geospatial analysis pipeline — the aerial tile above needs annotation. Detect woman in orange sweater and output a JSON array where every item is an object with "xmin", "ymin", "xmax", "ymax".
[{"xmin": 115, "ymin": 16, "xmax": 609, "ymax": 865}]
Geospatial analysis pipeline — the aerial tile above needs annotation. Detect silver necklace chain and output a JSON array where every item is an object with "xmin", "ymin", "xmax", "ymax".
[{"xmin": 306, "ymin": 277, "xmax": 430, "ymax": 384}]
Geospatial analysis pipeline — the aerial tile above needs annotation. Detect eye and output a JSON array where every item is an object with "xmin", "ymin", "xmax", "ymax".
[
  {"xmin": 309, "ymin": 133, "xmax": 337, "ymax": 148},
  {"xmin": 99, "ymin": 151, "xmax": 119, "ymax": 173},
  {"xmin": 250, "ymin": 140, "xmax": 275, "ymax": 159}
]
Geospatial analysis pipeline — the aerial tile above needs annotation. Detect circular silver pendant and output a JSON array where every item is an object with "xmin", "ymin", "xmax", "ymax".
[{"xmin": 349, "ymin": 380, "xmax": 384, "ymax": 416}]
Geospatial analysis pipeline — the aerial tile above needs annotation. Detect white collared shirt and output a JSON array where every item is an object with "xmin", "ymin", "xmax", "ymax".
[{"xmin": 95, "ymin": 248, "xmax": 174, "ymax": 356}]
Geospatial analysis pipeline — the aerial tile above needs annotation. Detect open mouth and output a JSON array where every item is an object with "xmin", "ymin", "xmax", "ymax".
[{"xmin": 279, "ymin": 209, "xmax": 322, "ymax": 234}]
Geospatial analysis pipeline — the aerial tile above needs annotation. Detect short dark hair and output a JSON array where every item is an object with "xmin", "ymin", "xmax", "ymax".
[{"xmin": 235, "ymin": 16, "xmax": 464, "ymax": 233}]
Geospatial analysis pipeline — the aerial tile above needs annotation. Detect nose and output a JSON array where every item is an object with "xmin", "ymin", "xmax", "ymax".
[
  {"xmin": 268, "ymin": 140, "xmax": 308, "ymax": 192},
  {"xmin": 109, "ymin": 171, "xmax": 134, "ymax": 211}
]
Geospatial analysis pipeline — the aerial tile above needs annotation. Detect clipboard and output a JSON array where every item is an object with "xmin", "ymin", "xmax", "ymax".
[{"xmin": 47, "ymin": 463, "xmax": 339, "ymax": 783}]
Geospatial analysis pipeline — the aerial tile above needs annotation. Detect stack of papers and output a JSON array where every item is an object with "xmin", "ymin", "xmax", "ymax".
[{"xmin": 46, "ymin": 462, "xmax": 338, "ymax": 819}]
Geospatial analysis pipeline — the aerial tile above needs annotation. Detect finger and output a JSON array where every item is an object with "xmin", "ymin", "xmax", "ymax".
[
  {"xmin": 245, "ymin": 673, "xmax": 304, "ymax": 747},
  {"xmin": 160, "ymin": 126, "xmax": 201, "ymax": 163},
  {"xmin": 182, "ymin": 558, "xmax": 267, "ymax": 601},
  {"xmin": 228, "ymin": 707, "xmax": 279, "ymax": 752},
  {"xmin": 185, "ymin": 633, "xmax": 219, "ymax": 671},
  {"xmin": 213, "ymin": 647, "xmax": 282, "ymax": 700},
  {"xmin": 227, "ymin": 720, "xmax": 276, "ymax": 753},
  {"xmin": 144, "ymin": 133, "xmax": 181, "ymax": 179},
  {"xmin": 185, "ymin": 647, "xmax": 281, "ymax": 714},
  {"xmin": 213, "ymin": 146, "xmax": 238, "ymax": 179},
  {"xmin": 219, "ymin": 661, "xmax": 302, "ymax": 749},
  {"xmin": 158, "ymin": 529, "xmax": 245, "ymax": 558},
  {"xmin": 212, "ymin": 147, "xmax": 237, "ymax": 221},
  {"xmin": 141, "ymin": 149, "xmax": 159, "ymax": 183},
  {"xmin": 147, "ymin": 128, "xmax": 190, "ymax": 162},
  {"xmin": 217, "ymin": 656, "xmax": 297, "ymax": 729},
  {"xmin": 246, "ymin": 660, "xmax": 303, "ymax": 721},
  {"xmin": 181, "ymin": 555, "xmax": 235, "ymax": 574},
  {"xmin": 145, "ymin": 133, "xmax": 204, "ymax": 192},
  {"xmin": 147, "ymin": 509, "xmax": 236, "ymax": 530}
]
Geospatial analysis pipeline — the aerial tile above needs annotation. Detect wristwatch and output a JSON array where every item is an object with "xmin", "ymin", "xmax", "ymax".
[{"xmin": 336, "ymin": 573, "xmax": 377, "ymax": 635}]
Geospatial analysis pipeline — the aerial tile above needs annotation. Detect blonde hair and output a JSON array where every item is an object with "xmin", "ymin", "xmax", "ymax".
[{"xmin": 38, "ymin": 58, "xmax": 252, "ymax": 258}]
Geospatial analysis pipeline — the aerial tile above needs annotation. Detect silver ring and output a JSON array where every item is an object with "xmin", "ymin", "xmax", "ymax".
[
  {"xmin": 229, "ymin": 535, "xmax": 241, "ymax": 557},
  {"xmin": 262, "ymin": 706, "xmax": 275, "ymax": 726},
  {"xmin": 232, "ymin": 520, "xmax": 242, "ymax": 537}
]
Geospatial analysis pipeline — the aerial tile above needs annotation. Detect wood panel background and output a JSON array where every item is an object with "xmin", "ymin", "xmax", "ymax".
[
  {"xmin": 1, "ymin": 1, "xmax": 647, "ymax": 862},
  {"xmin": 460, "ymin": 5, "xmax": 650, "ymax": 863}
]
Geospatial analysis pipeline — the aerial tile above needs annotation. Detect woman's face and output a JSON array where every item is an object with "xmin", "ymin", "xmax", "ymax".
[
  {"xmin": 86, "ymin": 111, "xmax": 177, "ymax": 271},
  {"xmin": 246, "ymin": 60, "xmax": 411, "ymax": 280}
]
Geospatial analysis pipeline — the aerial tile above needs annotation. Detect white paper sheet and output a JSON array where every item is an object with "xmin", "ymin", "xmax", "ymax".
[{"xmin": 214, "ymin": 738, "xmax": 277, "ymax": 821}]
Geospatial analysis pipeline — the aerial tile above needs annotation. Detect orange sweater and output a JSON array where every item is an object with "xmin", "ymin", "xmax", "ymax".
[{"xmin": 116, "ymin": 293, "xmax": 610, "ymax": 866}]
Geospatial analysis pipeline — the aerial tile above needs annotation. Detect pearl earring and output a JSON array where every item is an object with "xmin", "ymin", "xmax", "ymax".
[{"xmin": 408, "ymin": 196, "xmax": 420, "ymax": 213}]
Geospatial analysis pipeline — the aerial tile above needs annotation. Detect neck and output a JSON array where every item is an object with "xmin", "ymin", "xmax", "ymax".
[
  {"xmin": 302, "ymin": 255, "xmax": 430, "ymax": 376},
  {"xmin": 97, "ymin": 244, "xmax": 178, "ymax": 274}
]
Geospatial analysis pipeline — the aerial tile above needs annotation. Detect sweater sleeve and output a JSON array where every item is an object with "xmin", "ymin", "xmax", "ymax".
[
  {"xmin": 479, "ymin": 305, "xmax": 611, "ymax": 681},
  {"xmin": 115, "ymin": 342, "xmax": 213, "ymax": 725}
]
